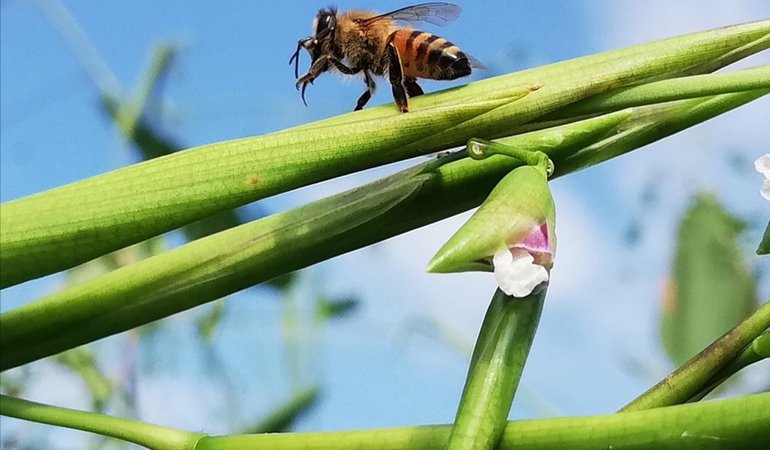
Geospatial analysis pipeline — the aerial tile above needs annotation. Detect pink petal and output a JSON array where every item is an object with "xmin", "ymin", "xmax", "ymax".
[{"xmin": 517, "ymin": 223, "xmax": 551, "ymax": 254}]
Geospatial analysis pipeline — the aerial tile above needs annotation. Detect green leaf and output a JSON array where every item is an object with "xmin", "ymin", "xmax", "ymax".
[
  {"xmin": 247, "ymin": 386, "xmax": 320, "ymax": 434},
  {"xmin": 757, "ymin": 219, "xmax": 770, "ymax": 255},
  {"xmin": 661, "ymin": 194, "xmax": 758, "ymax": 366},
  {"xmin": 314, "ymin": 297, "xmax": 359, "ymax": 322},
  {"xmin": 54, "ymin": 348, "xmax": 113, "ymax": 412},
  {"xmin": 196, "ymin": 301, "xmax": 226, "ymax": 343}
]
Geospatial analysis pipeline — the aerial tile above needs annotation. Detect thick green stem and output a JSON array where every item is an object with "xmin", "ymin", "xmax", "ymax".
[
  {"xmin": 550, "ymin": 64, "xmax": 770, "ymax": 117},
  {"xmin": 197, "ymin": 393, "xmax": 770, "ymax": 450},
  {"xmin": 687, "ymin": 331, "xmax": 770, "ymax": 402},
  {"xmin": 445, "ymin": 289, "xmax": 545, "ymax": 450},
  {"xmin": 2, "ymin": 20, "xmax": 768, "ymax": 288},
  {"xmin": 0, "ymin": 395, "xmax": 203, "ymax": 450},
  {"xmin": 1, "ymin": 90, "xmax": 765, "ymax": 371},
  {"xmin": 4, "ymin": 393, "xmax": 769, "ymax": 450},
  {"xmin": 622, "ymin": 301, "xmax": 770, "ymax": 411}
]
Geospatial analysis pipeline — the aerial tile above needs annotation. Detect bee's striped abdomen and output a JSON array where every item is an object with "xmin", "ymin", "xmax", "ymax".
[{"xmin": 389, "ymin": 29, "xmax": 471, "ymax": 80}]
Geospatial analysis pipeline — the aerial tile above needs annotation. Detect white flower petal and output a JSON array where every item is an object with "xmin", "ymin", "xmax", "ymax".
[
  {"xmin": 762, "ymin": 179, "xmax": 770, "ymax": 202},
  {"xmin": 755, "ymin": 154, "xmax": 770, "ymax": 178},
  {"xmin": 493, "ymin": 247, "xmax": 549, "ymax": 298}
]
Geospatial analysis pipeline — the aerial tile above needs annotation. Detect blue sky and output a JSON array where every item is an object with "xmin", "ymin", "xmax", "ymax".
[{"xmin": 2, "ymin": 1, "xmax": 770, "ymax": 447}]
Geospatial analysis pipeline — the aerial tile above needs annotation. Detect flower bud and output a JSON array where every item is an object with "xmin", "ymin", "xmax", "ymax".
[{"xmin": 428, "ymin": 151, "xmax": 556, "ymax": 298}]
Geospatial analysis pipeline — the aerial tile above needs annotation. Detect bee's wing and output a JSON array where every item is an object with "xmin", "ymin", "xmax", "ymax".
[
  {"xmin": 465, "ymin": 53, "xmax": 486, "ymax": 70},
  {"xmin": 363, "ymin": 3, "xmax": 461, "ymax": 27}
]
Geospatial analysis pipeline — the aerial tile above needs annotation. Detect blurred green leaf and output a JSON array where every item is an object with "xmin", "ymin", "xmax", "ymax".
[
  {"xmin": 267, "ymin": 272, "xmax": 299, "ymax": 293},
  {"xmin": 757, "ymin": 220, "xmax": 770, "ymax": 255},
  {"xmin": 99, "ymin": 47, "xmax": 249, "ymax": 244},
  {"xmin": 55, "ymin": 348, "xmax": 113, "ymax": 412},
  {"xmin": 661, "ymin": 194, "xmax": 758, "ymax": 365},
  {"xmin": 66, "ymin": 237, "xmax": 166, "ymax": 286},
  {"xmin": 314, "ymin": 296, "xmax": 359, "ymax": 322},
  {"xmin": 247, "ymin": 386, "xmax": 320, "ymax": 434},
  {"xmin": 196, "ymin": 301, "xmax": 226, "ymax": 343},
  {"xmin": 0, "ymin": 370, "xmax": 29, "ymax": 398}
]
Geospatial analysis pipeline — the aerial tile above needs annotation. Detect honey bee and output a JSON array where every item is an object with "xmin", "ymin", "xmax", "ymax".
[{"xmin": 289, "ymin": 2, "xmax": 481, "ymax": 113}]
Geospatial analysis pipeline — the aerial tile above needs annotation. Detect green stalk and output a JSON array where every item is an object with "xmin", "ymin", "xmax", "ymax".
[
  {"xmin": 204, "ymin": 393, "xmax": 770, "ymax": 449},
  {"xmin": 445, "ymin": 289, "xmax": 545, "ymax": 450},
  {"xmin": 0, "ymin": 395, "xmax": 203, "ymax": 450},
  {"xmin": 4, "ymin": 393, "xmax": 769, "ymax": 450},
  {"xmin": 2, "ymin": 20, "xmax": 768, "ymax": 287},
  {"xmin": 1, "ymin": 90, "xmax": 765, "ymax": 371},
  {"xmin": 550, "ymin": 64, "xmax": 770, "ymax": 118},
  {"xmin": 688, "ymin": 331, "xmax": 770, "ymax": 402},
  {"xmin": 621, "ymin": 301, "xmax": 770, "ymax": 411}
]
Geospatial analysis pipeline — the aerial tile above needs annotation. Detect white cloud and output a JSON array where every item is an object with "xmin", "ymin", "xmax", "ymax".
[{"xmin": 590, "ymin": 0, "xmax": 770, "ymax": 50}]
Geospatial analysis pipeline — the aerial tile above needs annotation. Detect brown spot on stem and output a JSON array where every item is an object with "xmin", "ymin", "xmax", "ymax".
[{"xmin": 245, "ymin": 174, "xmax": 261, "ymax": 188}]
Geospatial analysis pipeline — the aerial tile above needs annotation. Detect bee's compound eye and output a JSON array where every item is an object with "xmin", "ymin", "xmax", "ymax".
[{"xmin": 315, "ymin": 10, "xmax": 336, "ymax": 35}]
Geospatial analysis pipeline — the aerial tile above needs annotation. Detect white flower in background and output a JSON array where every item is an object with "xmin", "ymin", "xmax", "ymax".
[{"xmin": 755, "ymin": 154, "xmax": 770, "ymax": 201}]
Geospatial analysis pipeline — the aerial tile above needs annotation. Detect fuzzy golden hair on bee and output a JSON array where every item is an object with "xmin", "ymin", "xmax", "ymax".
[{"xmin": 290, "ymin": 2, "xmax": 480, "ymax": 113}]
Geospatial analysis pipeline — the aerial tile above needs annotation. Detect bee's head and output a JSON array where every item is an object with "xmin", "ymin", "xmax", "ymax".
[
  {"xmin": 289, "ymin": 6, "xmax": 337, "ymax": 79},
  {"xmin": 313, "ymin": 6, "xmax": 338, "ymax": 40}
]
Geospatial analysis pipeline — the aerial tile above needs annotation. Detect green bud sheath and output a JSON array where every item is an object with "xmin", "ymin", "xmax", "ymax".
[{"xmin": 427, "ymin": 161, "xmax": 556, "ymax": 273}]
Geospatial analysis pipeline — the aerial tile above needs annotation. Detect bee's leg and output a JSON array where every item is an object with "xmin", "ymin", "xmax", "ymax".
[
  {"xmin": 386, "ymin": 43, "xmax": 409, "ymax": 113},
  {"xmin": 325, "ymin": 58, "xmax": 357, "ymax": 75},
  {"xmin": 355, "ymin": 71, "xmax": 376, "ymax": 111},
  {"xmin": 296, "ymin": 57, "xmax": 329, "ymax": 87},
  {"xmin": 404, "ymin": 77, "xmax": 424, "ymax": 98},
  {"xmin": 296, "ymin": 57, "xmax": 333, "ymax": 106},
  {"xmin": 318, "ymin": 58, "xmax": 373, "ymax": 111}
]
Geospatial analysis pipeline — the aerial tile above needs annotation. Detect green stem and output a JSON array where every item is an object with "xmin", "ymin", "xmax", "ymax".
[
  {"xmin": 551, "ymin": 64, "xmax": 770, "ymax": 118},
  {"xmin": 688, "ymin": 331, "xmax": 770, "ymax": 402},
  {"xmin": 445, "ymin": 289, "xmax": 545, "ymax": 450},
  {"xmin": 5, "ymin": 393, "xmax": 769, "ymax": 450},
  {"xmin": 0, "ymin": 395, "xmax": 203, "ymax": 450},
  {"xmin": 197, "ymin": 393, "xmax": 770, "ymax": 450},
  {"xmin": 621, "ymin": 301, "xmax": 770, "ymax": 411},
  {"xmin": 466, "ymin": 138, "xmax": 556, "ymax": 176},
  {"xmin": 3, "ymin": 21, "xmax": 769, "ymax": 288},
  {"xmin": 1, "ymin": 90, "xmax": 765, "ymax": 371}
]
